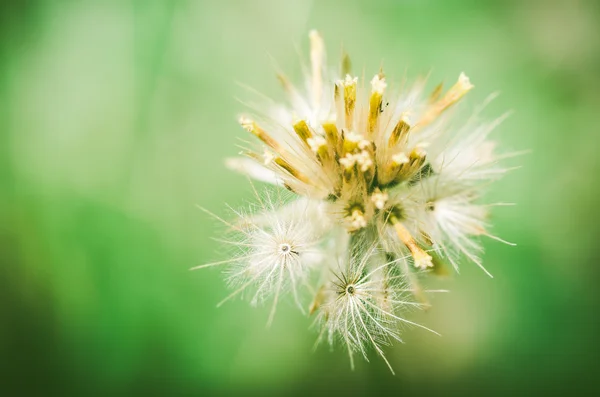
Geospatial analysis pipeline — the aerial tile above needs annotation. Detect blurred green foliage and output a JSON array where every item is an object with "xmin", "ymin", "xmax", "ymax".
[{"xmin": 1, "ymin": 0, "xmax": 599, "ymax": 395}]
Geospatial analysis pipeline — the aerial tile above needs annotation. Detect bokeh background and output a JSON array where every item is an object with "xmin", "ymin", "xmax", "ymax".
[{"xmin": 1, "ymin": 0, "xmax": 599, "ymax": 395}]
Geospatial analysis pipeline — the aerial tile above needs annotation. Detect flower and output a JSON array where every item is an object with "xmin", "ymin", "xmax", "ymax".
[
  {"xmin": 197, "ymin": 30, "xmax": 514, "ymax": 371},
  {"xmin": 312, "ymin": 244, "xmax": 442, "ymax": 374},
  {"xmin": 192, "ymin": 191, "xmax": 324, "ymax": 326}
]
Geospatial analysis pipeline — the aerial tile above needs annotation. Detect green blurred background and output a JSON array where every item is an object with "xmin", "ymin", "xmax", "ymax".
[{"xmin": 1, "ymin": 0, "xmax": 599, "ymax": 395}]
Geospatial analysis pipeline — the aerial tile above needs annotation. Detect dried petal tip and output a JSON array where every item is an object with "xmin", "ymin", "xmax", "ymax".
[
  {"xmin": 440, "ymin": 72, "xmax": 474, "ymax": 106},
  {"xmin": 458, "ymin": 72, "xmax": 474, "ymax": 90},
  {"xmin": 412, "ymin": 249, "xmax": 434, "ymax": 270},
  {"xmin": 370, "ymin": 73, "xmax": 387, "ymax": 94},
  {"xmin": 389, "ymin": 114, "xmax": 411, "ymax": 147},
  {"xmin": 309, "ymin": 30, "xmax": 324, "ymax": 107},
  {"xmin": 368, "ymin": 74, "xmax": 387, "ymax": 134},
  {"xmin": 391, "ymin": 219, "xmax": 433, "ymax": 270},
  {"xmin": 238, "ymin": 116, "xmax": 254, "ymax": 131},
  {"xmin": 307, "ymin": 135, "xmax": 327, "ymax": 153},
  {"xmin": 418, "ymin": 72, "xmax": 475, "ymax": 127},
  {"xmin": 238, "ymin": 116, "xmax": 282, "ymax": 153},
  {"xmin": 391, "ymin": 152, "xmax": 410, "ymax": 165},
  {"xmin": 343, "ymin": 74, "xmax": 358, "ymax": 86}
]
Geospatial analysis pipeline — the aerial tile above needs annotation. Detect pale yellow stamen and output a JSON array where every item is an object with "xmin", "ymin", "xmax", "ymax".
[
  {"xmin": 263, "ymin": 150, "xmax": 275, "ymax": 165},
  {"xmin": 388, "ymin": 114, "xmax": 411, "ymax": 147},
  {"xmin": 347, "ymin": 209, "xmax": 367, "ymax": 231},
  {"xmin": 343, "ymin": 131, "xmax": 369, "ymax": 154},
  {"xmin": 293, "ymin": 120, "xmax": 313, "ymax": 144},
  {"xmin": 341, "ymin": 75, "xmax": 357, "ymax": 129},
  {"xmin": 419, "ymin": 72, "xmax": 474, "ymax": 127},
  {"xmin": 391, "ymin": 152, "xmax": 410, "ymax": 165},
  {"xmin": 273, "ymin": 157, "xmax": 311, "ymax": 184},
  {"xmin": 411, "ymin": 145, "xmax": 428, "ymax": 159},
  {"xmin": 343, "ymin": 74, "xmax": 358, "ymax": 86},
  {"xmin": 371, "ymin": 189, "xmax": 389, "ymax": 210},
  {"xmin": 321, "ymin": 120, "xmax": 337, "ymax": 142},
  {"xmin": 307, "ymin": 135, "xmax": 327, "ymax": 153},
  {"xmin": 309, "ymin": 30, "xmax": 324, "ymax": 109},
  {"xmin": 371, "ymin": 73, "xmax": 387, "ymax": 94},
  {"xmin": 355, "ymin": 150, "xmax": 373, "ymax": 172},
  {"xmin": 379, "ymin": 152, "xmax": 410, "ymax": 186},
  {"xmin": 345, "ymin": 131, "xmax": 363, "ymax": 143},
  {"xmin": 339, "ymin": 153, "xmax": 356, "ymax": 170},
  {"xmin": 239, "ymin": 116, "xmax": 283, "ymax": 154},
  {"xmin": 368, "ymin": 73, "xmax": 386, "ymax": 135},
  {"xmin": 390, "ymin": 217, "xmax": 433, "ymax": 269},
  {"xmin": 357, "ymin": 139, "xmax": 371, "ymax": 150}
]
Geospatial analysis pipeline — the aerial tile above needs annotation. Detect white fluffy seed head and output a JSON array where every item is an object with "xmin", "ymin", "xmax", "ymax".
[
  {"xmin": 311, "ymin": 247, "xmax": 439, "ymax": 373},
  {"xmin": 199, "ymin": 30, "xmax": 516, "ymax": 372}
]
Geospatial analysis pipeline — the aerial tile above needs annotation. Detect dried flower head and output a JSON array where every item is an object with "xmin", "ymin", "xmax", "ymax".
[
  {"xmin": 196, "ymin": 31, "xmax": 515, "ymax": 372},
  {"xmin": 312, "ymin": 243, "xmax": 444, "ymax": 374}
]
